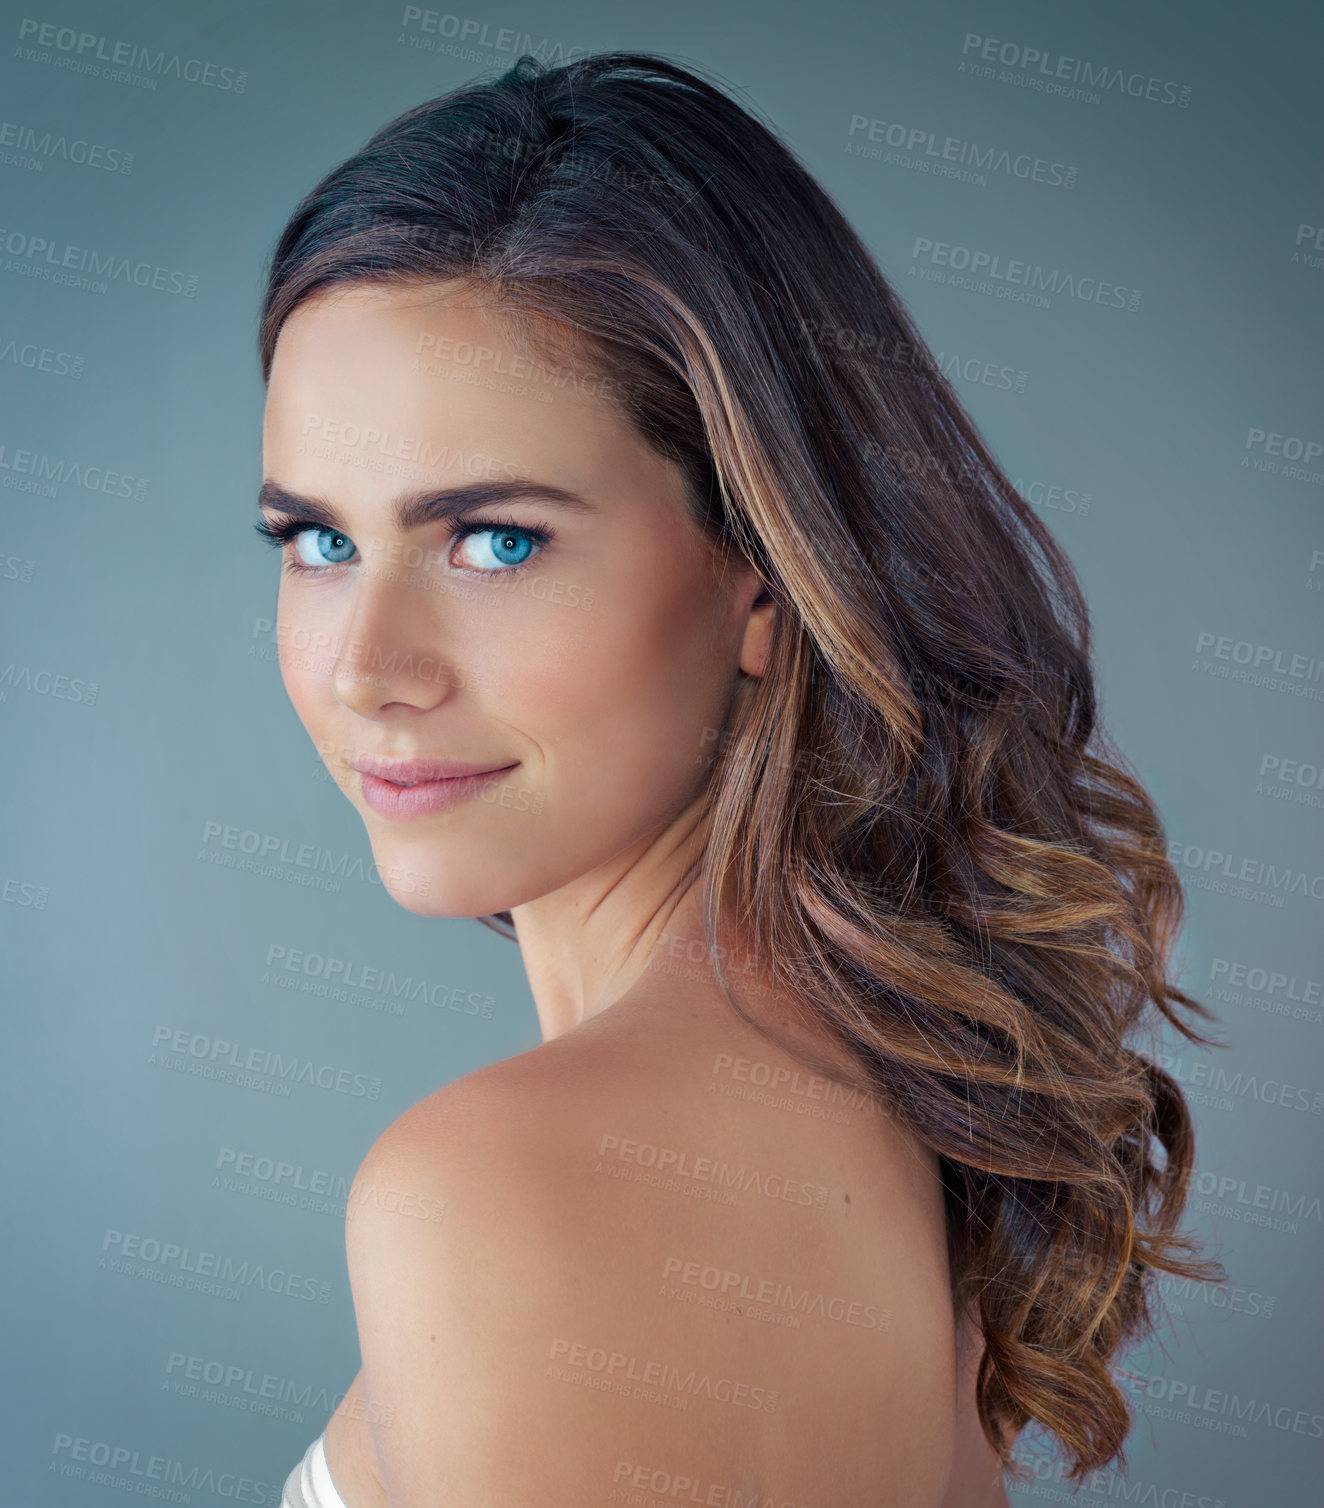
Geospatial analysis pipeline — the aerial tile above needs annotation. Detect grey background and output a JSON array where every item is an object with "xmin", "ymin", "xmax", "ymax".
[{"xmin": 2, "ymin": 0, "xmax": 1320, "ymax": 1503}]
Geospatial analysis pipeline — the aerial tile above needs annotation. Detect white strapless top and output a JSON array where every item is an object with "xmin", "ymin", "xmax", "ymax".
[{"xmin": 280, "ymin": 1433, "xmax": 350, "ymax": 1508}]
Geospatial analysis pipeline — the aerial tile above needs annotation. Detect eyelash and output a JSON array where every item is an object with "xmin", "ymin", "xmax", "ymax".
[{"xmin": 252, "ymin": 513, "xmax": 555, "ymax": 579}]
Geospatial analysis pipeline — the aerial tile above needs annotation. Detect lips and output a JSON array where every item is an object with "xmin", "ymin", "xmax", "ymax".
[
  {"xmin": 351, "ymin": 756, "xmax": 516, "ymax": 785},
  {"xmin": 349, "ymin": 755, "xmax": 520, "ymax": 821}
]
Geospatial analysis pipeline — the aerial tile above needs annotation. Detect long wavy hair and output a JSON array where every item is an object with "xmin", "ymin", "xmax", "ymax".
[{"xmin": 258, "ymin": 49, "xmax": 1223, "ymax": 1482}]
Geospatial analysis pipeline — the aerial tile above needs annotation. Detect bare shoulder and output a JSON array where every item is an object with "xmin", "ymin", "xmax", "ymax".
[
  {"xmin": 344, "ymin": 1044, "xmax": 606, "ymax": 1263},
  {"xmin": 346, "ymin": 1024, "xmax": 647, "ymax": 1226},
  {"xmin": 343, "ymin": 1027, "xmax": 713, "ymax": 1344},
  {"xmin": 340, "ymin": 1015, "xmax": 972, "ymax": 1507},
  {"xmin": 340, "ymin": 1045, "xmax": 706, "ymax": 1506}
]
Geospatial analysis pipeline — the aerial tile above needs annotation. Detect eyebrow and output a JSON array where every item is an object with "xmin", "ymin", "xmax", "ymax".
[{"xmin": 257, "ymin": 478, "xmax": 597, "ymax": 532}]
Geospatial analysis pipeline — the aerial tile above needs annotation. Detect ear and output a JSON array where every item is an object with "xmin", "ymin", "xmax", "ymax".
[{"xmin": 738, "ymin": 581, "xmax": 776, "ymax": 678}]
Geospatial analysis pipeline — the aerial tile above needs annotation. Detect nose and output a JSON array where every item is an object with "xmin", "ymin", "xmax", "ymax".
[{"xmin": 331, "ymin": 554, "xmax": 465, "ymax": 720}]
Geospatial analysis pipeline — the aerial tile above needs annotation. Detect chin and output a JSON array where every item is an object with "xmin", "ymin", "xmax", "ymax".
[
  {"xmin": 359, "ymin": 836, "xmax": 519, "ymax": 920},
  {"xmin": 371, "ymin": 867, "xmax": 501, "ymax": 919}
]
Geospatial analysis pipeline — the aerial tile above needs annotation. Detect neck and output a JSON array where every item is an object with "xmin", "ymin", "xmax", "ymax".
[
  {"xmin": 507, "ymin": 791, "xmax": 717, "ymax": 1043},
  {"xmin": 507, "ymin": 792, "xmax": 873, "ymax": 1098}
]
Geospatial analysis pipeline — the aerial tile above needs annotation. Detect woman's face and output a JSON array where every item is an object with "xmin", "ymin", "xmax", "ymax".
[{"xmin": 261, "ymin": 283, "xmax": 771, "ymax": 917}]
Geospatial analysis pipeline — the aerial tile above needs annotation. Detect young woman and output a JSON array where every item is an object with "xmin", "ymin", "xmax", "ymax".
[{"xmin": 260, "ymin": 50, "xmax": 1220, "ymax": 1508}]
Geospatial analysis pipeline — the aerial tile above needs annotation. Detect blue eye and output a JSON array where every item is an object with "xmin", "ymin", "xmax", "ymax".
[
  {"xmin": 253, "ymin": 510, "xmax": 552, "ymax": 578},
  {"xmin": 293, "ymin": 527, "xmax": 357, "ymax": 568},
  {"xmin": 452, "ymin": 524, "xmax": 544, "ymax": 573}
]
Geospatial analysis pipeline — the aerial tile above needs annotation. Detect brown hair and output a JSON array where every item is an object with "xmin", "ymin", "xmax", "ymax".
[{"xmin": 258, "ymin": 49, "xmax": 1223, "ymax": 1481}]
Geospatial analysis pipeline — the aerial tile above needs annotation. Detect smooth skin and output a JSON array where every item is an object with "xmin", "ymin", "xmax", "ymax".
[{"xmin": 261, "ymin": 283, "xmax": 1012, "ymax": 1508}]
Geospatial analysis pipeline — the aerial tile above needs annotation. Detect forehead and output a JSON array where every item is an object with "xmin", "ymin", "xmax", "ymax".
[
  {"xmin": 262, "ymin": 282, "xmax": 661, "ymax": 506},
  {"xmin": 271, "ymin": 280, "xmax": 555, "ymax": 376}
]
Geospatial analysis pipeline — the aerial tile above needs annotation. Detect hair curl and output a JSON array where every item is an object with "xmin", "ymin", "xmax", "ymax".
[{"xmin": 258, "ymin": 49, "xmax": 1224, "ymax": 1482}]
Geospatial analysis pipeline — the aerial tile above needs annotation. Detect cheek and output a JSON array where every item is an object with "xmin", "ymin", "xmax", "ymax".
[
  {"xmin": 274, "ymin": 582, "xmax": 341, "ymax": 733},
  {"xmin": 471, "ymin": 573, "xmax": 733, "ymax": 796}
]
